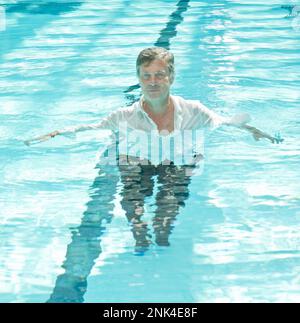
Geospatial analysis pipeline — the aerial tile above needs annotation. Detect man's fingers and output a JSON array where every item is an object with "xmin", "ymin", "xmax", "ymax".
[
  {"xmin": 50, "ymin": 130, "xmax": 59, "ymax": 137},
  {"xmin": 248, "ymin": 126, "xmax": 283, "ymax": 144}
]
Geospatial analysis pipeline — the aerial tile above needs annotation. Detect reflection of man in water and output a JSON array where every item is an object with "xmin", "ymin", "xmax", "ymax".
[
  {"xmin": 119, "ymin": 162, "xmax": 194, "ymax": 249},
  {"xmin": 26, "ymin": 47, "xmax": 279, "ymax": 302}
]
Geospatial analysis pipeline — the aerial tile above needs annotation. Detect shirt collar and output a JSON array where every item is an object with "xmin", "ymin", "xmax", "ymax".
[
  {"xmin": 137, "ymin": 95, "xmax": 156, "ymax": 129},
  {"xmin": 137, "ymin": 94, "xmax": 182, "ymax": 130}
]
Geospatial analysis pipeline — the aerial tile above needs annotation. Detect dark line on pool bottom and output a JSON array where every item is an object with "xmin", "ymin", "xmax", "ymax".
[
  {"xmin": 47, "ymin": 166, "xmax": 119, "ymax": 303},
  {"xmin": 47, "ymin": 0, "xmax": 192, "ymax": 303},
  {"xmin": 123, "ymin": 0, "xmax": 191, "ymax": 101},
  {"xmin": 47, "ymin": 163, "xmax": 194, "ymax": 303}
]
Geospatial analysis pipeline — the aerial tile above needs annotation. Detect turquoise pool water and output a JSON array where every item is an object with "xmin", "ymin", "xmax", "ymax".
[{"xmin": 1, "ymin": 0, "xmax": 300, "ymax": 303}]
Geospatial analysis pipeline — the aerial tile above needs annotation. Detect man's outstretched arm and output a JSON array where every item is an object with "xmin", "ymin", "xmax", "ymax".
[
  {"xmin": 240, "ymin": 124, "xmax": 283, "ymax": 144},
  {"xmin": 23, "ymin": 111, "xmax": 121, "ymax": 146},
  {"xmin": 24, "ymin": 129, "xmax": 61, "ymax": 146},
  {"xmin": 23, "ymin": 123, "xmax": 104, "ymax": 146},
  {"xmin": 222, "ymin": 113, "xmax": 283, "ymax": 144}
]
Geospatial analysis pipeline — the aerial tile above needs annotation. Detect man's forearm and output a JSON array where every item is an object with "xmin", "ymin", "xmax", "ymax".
[
  {"xmin": 241, "ymin": 124, "xmax": 282, "ymax": 143},
  {"xmin": 24, "ymin": 123, "xmax": 104, "ymax": 146}
]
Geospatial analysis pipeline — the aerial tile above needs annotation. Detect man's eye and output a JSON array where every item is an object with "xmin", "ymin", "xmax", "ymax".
[
  {"xmin": 141, "ymin": 71, "xmax": 167, "ymax": 80},
  {"xmin": 156, "ymin": 72, "xmax": 166, "ymax": 79}
]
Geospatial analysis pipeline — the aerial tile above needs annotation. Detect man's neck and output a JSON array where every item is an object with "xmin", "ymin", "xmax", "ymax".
[{"xmin": 142, "ymin": 95, "xmax": 171, "ymax": 115}]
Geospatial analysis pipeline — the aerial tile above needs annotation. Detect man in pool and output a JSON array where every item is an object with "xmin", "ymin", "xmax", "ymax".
[
  {"xmin": 26, "ymin": 46, "xmax": 280, "ymax": 146},
  {"xmin": 25, "ymin": 47, "xmax": 281, "ymax": 250}
]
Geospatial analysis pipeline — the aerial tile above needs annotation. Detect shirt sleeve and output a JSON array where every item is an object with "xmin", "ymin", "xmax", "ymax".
[
  {"xmin": 192, "ymin": 102, "xmax": 251, "ymax": 129},
  {"xmin": 59, "ymin": 110, "xmax": 121, "ymax": 135},
  {"xmin": 191, "ymin": 101, "xmax": 229, "ymax": 129}
]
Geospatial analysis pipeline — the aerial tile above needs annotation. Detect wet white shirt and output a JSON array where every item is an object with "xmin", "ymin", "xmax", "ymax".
[
  {"xmin": 60, "ymin": 95, "xmax": 249, "ymax": 166},
  {"xmin": 61, "ymin": 95, "xmax": 229, "ymax": 134}
]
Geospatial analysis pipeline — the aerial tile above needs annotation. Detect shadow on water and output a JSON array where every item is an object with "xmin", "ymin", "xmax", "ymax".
[
  {"xmin": 0, "ymin": 1, "xmax": 83, "ymax": 56},
  {"xmin": 48, "ymin": 0, "xmax": 192, "ymax": 303},
  {"xmin": 5, "ymin": 1, "xmax": 82, "ymax": 15},
  {"xmin": 1, "ymin": 1, "xmax": 136, "ymax": 103}
]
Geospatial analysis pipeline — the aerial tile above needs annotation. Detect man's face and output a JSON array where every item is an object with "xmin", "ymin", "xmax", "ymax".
[{"xmin": 138, "ymin": 59, "xmax": 173, "ymax": 102}]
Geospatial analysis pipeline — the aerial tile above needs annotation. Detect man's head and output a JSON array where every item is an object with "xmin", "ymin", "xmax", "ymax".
[
  {"xmin": 136, "ymin": 47, "xmax": 175, "ymax": 102},
  {"xmin": 136, "ymin": 47, "xmax": 175, "ymax": 80}
]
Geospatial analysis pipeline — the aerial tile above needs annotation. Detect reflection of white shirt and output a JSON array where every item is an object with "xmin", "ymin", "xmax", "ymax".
[{"xmin": 60, "ymin": 95, "xmax": 246, "ymax": 166}]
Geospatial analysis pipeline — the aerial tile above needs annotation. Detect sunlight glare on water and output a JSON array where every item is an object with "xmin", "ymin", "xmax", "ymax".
[{"xmin": 0, "ymin": 0, "xmax": 300, "ymax": 302}]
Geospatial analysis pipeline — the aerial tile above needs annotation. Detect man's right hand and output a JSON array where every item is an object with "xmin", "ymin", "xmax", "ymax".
[
  {"xmin": 242, "ymin": 125, "xmax": 283, "ymax": 144},
  {"xmin": 24, "ymin": 130, "xmax": 60, "ymax": 146}
]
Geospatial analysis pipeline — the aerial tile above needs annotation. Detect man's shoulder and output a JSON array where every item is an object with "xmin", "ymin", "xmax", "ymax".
[
  {"xmin": 172, "ymin": 95, "xmax": 205, "ymax": 112},
  {"xmin": 105, "ymin": 101, "xmax": 140, "ymax": 124},
  {"xmin": 109, "ymin": 101, "xmax": 138, "ymax": 115},
  {"xmin": 173, "ymin": 94, "xmax": 202, "ymax": 104}
]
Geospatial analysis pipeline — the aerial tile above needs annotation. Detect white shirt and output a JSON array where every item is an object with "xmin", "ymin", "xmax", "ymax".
[
  {"xmin": 60, "ymin": 95, "xmax": 249, "ymax": 166},
  {"xmin": 61, "ymin": 95, "xmax": 228, "ymax": 134}
]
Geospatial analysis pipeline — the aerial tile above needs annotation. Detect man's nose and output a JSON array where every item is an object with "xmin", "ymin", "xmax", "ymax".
[{"xmin": 149, "ymin": 75, "xmax": 157, "ymax": 84}]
